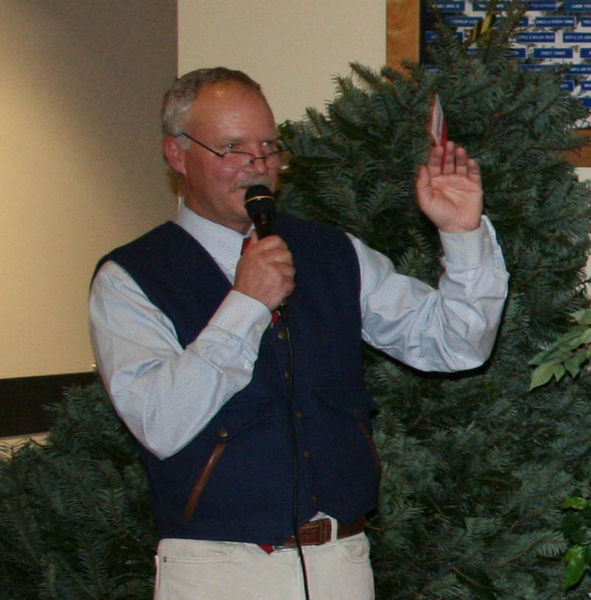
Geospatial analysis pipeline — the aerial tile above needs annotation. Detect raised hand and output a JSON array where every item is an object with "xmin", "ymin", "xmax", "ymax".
[{"xmin": 415, "ymin": 141, "xmax": 483, "ymax": 233}]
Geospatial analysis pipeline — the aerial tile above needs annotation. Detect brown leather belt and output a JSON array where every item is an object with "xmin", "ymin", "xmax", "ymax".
[{"xmin": 283, "ymin": 517, "xmax": 365, "ymax": 547}]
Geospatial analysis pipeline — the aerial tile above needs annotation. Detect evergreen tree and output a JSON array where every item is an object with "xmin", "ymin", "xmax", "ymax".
[
  {"xmin": 278, "ymin": 4, "xmax": 591, "ymax": 599},
  {"xmin": 0, "ymin": 384, "xmax": 156, "ymax": 600}
]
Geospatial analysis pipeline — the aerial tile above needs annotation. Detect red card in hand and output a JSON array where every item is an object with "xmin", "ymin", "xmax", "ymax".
[{"xmin": 429, "ymin": 93, "xmax": 448, "ymax": 167}]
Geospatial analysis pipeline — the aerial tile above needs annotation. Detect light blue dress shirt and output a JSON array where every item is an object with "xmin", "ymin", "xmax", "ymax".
[{"xmin": 90, "ymin": 203, "xmax": 508, "ymax": 459}]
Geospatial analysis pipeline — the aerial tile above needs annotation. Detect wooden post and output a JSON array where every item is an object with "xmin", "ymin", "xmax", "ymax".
[{"xmin": 386, "ymin": 0, "xmax": 420, "ymax": 71}]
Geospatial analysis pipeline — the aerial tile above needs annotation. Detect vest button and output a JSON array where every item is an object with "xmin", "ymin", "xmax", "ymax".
[
  {"xmin": 218, "ymin": 428, "xmax": 229, "ymax": 439},
  {"xmin": 311, "ymin": 495, "xmax": 319, "ymax": 503},
  {"xmin": 277, "ymin": 330, "xmax": 288, "ymax": 340},
  {"xmin": 295, "ymin": 410, "xmax": 304, "ymax": 420},
  {"xmin": 304, "ymin": 449, "xmax": 311, "ymax": 459},
  {"xmin": 284, "ymin": 370, "xmax": 290, "ymax": 379}
]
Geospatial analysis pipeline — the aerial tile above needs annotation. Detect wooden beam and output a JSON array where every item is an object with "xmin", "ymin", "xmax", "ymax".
[
  {"xmin": 564, "ymin": 130, "xmax": 591, "ymax": 169},
  {"xmin": 386, "ymin": 0, "xmax": 420, "ymax": 71}
]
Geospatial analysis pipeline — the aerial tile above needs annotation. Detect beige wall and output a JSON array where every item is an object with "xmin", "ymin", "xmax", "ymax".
[
  {"xmin": 1, "ymin": 1, "xmax": 177, "ymax": 378},
  {"xmin": 178, "ymin": 0, "xmax": 386, "ymax": 124}
]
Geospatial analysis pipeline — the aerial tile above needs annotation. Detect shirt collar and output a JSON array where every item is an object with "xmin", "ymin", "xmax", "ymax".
[{"xmin": 174, "ymin": 201, "xmax": 251, "ymax": 266}]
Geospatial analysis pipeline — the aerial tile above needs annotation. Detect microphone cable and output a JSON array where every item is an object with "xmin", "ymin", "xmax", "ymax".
[{"xmin": 280, "ymin": 305, "xmax": 312, "ymax": 600}]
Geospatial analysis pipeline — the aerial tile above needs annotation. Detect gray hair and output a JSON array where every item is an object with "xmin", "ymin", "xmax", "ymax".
[{"xmin": 161, "ymin": 67, "xmax": 262, "ymax": 144}]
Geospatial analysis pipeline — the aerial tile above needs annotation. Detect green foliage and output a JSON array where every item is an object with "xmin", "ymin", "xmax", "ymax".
[
  {"xmin": 0, "ymin": 384, "xmax": 156, "ymax": 600},
  {"xmin": 280, "ymin": 3, "xmax": 591, "ymax": 599},
  {"xmin": 561, "ymin": 496, "xmax": 591, "ymax": 589},
  {"xmin": 530, "ymin": 309, "xmax": 591, "ymax": 389},
  {"xmin": 529, "ymin": 307, "xmax": 591, "ymax": 594}
]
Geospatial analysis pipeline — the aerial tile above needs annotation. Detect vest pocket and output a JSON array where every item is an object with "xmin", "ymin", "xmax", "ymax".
[
  {"xmin": 183, "ymin": 441, "xmax": 227, "ymax": 521},
  {"xmin": 313, "ymin": 387, "xmax": 381, "ymax": 484},
  {"xmin": 182, "ymin": 398, "xmax": 274, "ymax": 521}
]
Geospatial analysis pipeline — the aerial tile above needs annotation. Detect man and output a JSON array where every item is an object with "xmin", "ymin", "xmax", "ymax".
[{"xmin": 90, "ymin": 67, "xmax": 508, "ymax": 600}]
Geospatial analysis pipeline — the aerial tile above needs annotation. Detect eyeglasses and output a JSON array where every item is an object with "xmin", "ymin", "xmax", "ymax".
[{"xmin": 180, "ymin": 131, "xmax": 284, "ymax": 170}]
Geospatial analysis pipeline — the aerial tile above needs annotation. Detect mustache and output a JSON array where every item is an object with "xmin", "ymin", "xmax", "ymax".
[{"xmin": 231, "ymin": 175, "xmax": 274, "ymax": 193}]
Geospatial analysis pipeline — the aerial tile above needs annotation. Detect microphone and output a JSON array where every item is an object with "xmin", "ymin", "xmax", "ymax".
[
  {"xmin": 244, "ymin": 185, "xmax": 288, "ymax": 323},
  {"xmin": 244, "ymin": 185, "xmax": 276, "ymax": 239}
]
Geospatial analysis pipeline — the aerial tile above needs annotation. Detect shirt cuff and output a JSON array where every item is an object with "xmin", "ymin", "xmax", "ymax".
[
  {"xmin": 439, "ymin": 216, "xmax": 496, "ymax": 268},
  {"xmin": 208, "ymin": 290, "xmax": 272, "ymax": 349}
]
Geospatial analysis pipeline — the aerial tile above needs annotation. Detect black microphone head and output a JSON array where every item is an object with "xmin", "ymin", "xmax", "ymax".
[
  {"xmin": 244, "ymin": 185, "xmax": 276, "ymax": 239},
  {"xmin": 244, "ymin": 185, "xmax": 276, "ymax": 218}
]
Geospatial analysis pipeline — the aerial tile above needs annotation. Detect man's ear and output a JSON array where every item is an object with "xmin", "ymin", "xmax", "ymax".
[{"xmin": 163, "ymin": 136, "xmax": 187, "ymax": 176}]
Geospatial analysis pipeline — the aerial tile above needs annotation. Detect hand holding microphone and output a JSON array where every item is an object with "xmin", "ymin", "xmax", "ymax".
[{"xmin": 233, "ymin": 186, "xmax": 294, "ymax": 313}]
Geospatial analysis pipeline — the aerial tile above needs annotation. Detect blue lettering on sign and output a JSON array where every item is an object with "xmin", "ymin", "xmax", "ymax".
[
  {"xmin": 510, "ymin": 47, "xmax": 527, "ymax": 59},
  {"xmin": 425, "ymin": 31, "xmax": 462, "ymax": 43},
  {"xmin": 561, "ymin": 81, "xmax": 576, "ymax": 92},
  {"xmin": 564, "ymin": 1, "xmax": 591, "ymax": 12},
  {"xmin": 566, "ymin": 65, "xmax": 591, "ymax": 75},
  {"xmin": 582, "ymin": 48, "xmax": 591, "ymax": 58},
  {"xmin": 519, "ymin": 64, "xmax": 546, "ymax": 72},
  {"xmin": 580, "ymin": 97, "xmax": 591, "ymax": 108},
  {"xmin": 583, "ymin": 18, "xmax": 591, "ymax": 27},
  {"xmin": 564, "ymin": 32, "xmax": 591, "ymax": 42},
  {"xmin": 534, "ymin": 48, "xmax": 573, "ymax": 59},
  {"xmin": 473, "ymin": 1, "xmax": 510, "ymax": 9},
  {"xmin": 528, "ymin": 0, "xmax": 557, "ymax": 8},
  {"xmin": 535, "ymin": 17, "xmax": 576, "ymax": 27},
  {"xmin": 445, "ymin": 17, "xmax": 481, "ymax": 27},
  {"xmin": 488, "ymin": 15, "xmax": 528, "ymax": 27},
  {"xmin": 431, "ymin": 1, "xmax": 465, "ymax": 11},
  {"xmin": 582, "ymin": 82, "xmax": 591, "ymax": 91},
  {"xmin": 515, "ymin": 32, "xmax": 556, "ymax": 42}
]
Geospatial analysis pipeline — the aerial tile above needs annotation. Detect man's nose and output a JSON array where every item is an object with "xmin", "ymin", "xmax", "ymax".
[{"xmin": 247, "ymin": 155, "xmax": 270, "ymax": 173}]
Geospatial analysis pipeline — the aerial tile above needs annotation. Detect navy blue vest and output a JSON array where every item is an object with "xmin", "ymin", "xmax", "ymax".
[{"xmin": 97, "ymin": 213, "xmax": 380, "ymax": 545}]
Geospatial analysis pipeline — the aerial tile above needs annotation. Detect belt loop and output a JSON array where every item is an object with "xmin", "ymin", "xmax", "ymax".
[{"xmin": 328, "ymin": 516, "xmax": 339, "ymax": 543}]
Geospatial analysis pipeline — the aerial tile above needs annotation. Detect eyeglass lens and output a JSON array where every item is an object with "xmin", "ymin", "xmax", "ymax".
[{"xmin": 222, "ymin": 151, "xmax": 283, "ymax": 169}]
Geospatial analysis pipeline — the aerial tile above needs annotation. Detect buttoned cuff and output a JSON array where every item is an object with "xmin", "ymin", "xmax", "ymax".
[
  {"xmin": 209, "ymin": 290, "xmax": 272, "ymax": 349},
  {"xmin": 439, "ymin": 216, "xmax": 497, "ymax": 268}
]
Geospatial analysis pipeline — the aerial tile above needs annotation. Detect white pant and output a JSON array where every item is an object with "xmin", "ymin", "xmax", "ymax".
[{"xmin": 154, "ymin": 533, "xmax": 374, "ymax": 600}]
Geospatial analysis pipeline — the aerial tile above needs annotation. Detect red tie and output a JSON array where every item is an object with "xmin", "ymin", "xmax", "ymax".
[{"xmin": 241, "ymin": 236, "xmax": 251, "ymax": 254}]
